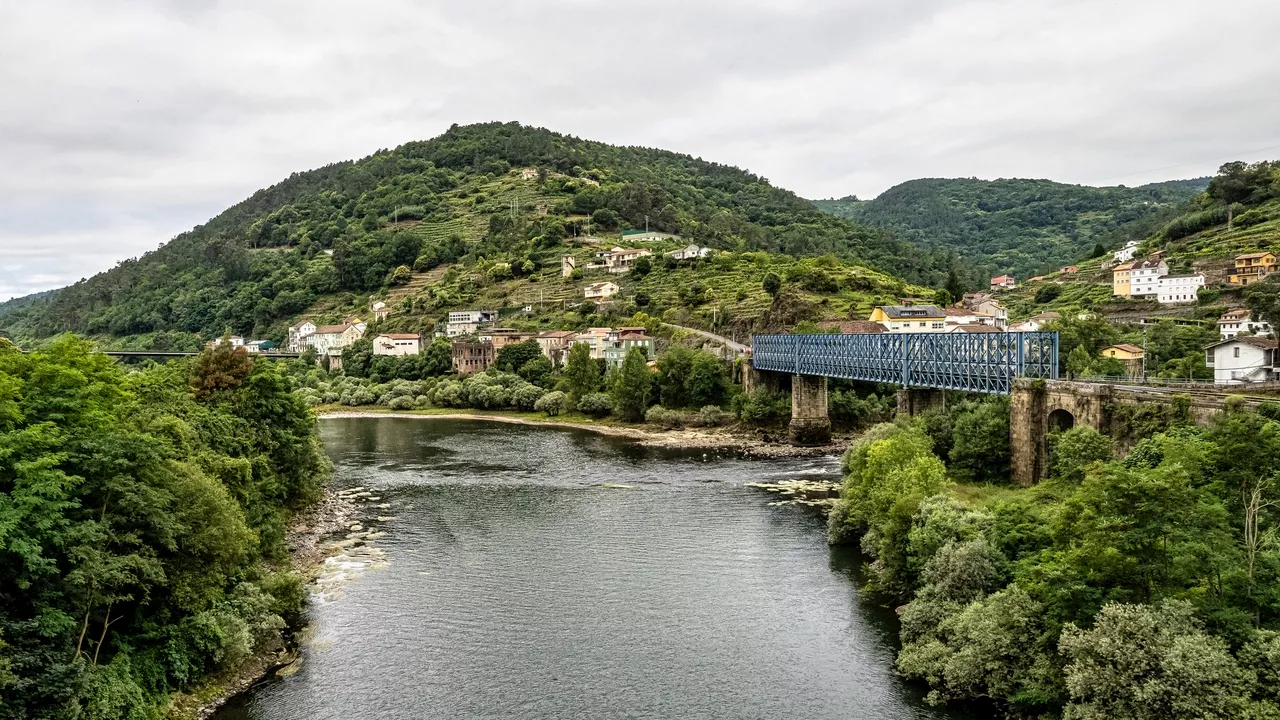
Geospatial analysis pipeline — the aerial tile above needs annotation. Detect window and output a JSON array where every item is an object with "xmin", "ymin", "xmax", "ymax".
[
  {"xmin": 1235, "ymin": 347, "xmax": 1241, "ymax": 358},
  {"xmin": 919, "ymin": 322, "xmax": 927, "ymax": 327}
]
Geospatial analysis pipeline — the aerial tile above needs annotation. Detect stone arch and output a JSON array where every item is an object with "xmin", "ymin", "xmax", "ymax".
[{"xmin": 1048, "ymin": 408, "xmax": 1075, "ymax": 433}]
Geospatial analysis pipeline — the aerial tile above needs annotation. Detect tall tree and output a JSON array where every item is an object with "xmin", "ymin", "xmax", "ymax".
[
  {"xmin": 612, "ymin": 347, "xmax": 653, "ymax": 421},
  {"xmin": 562, "ymin": 342, "xmax": 599, "ymax": 403}
]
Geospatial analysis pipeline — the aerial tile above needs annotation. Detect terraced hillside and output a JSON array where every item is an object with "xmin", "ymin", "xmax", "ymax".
[{"xmin": 0, "ymin": 122, "xmax": 955, "ymax": 348}]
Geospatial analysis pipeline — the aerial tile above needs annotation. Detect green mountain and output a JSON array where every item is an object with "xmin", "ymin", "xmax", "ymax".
[
  {"xmin": 0, "ymin": 122, "xmax": 962, "ymax": 345},
  {"xmin": 814, "ymin": 177, "xmax": 1207, "ymax": 278},
  {"xmin": 978, "ymin": 160, "xmax": 1280, "ymax": 323}
]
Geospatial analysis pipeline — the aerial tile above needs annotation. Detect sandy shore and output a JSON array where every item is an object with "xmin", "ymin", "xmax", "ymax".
[{"xmin": 318, "ymin": 410, "xmax": 847, "ymax": 458}]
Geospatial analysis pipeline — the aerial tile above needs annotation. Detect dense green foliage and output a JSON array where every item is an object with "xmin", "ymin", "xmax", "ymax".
[
  {"xmin": 0, "ymin": 338, "xmax": 327, "ymax": 718},
  {"xmin": 815, "ymin": 178, "xmax": 1205, "ymax": 279},
  {"xmin": 828, "ymin": 402, "xmax": 1280, "ymax": 719},
  {"xmin": 0, "ymin": 122, "xmax": 964, "ymax": 345}
]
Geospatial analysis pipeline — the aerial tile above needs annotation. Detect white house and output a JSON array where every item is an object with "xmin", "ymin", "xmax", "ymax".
[
  {"xmin": 666, "ymin": 244, "xmax": 711, "ymax": 260},
  {"xmin": 972, "ymin": 299, "xmax": 1008, "ymax": 327},
  {"xmin": 602, "ymin": 247, "xmax": 652, "ymax": 274},
  {"xmin": 1218, "ymin": 309, "xmax": 1273, "ymax": 339},
  {"xmin": 1129, "ymin": 259, "xmax": 1169, "ymax": 298},
  {"xmin": 1155, "ymin": 273, "xmax": 1205, "ymax": 304},
  {"xmin": 990, "ymin": 274, "xmax": 1016, "ymax": 290},
  {"xmin": 945, "ymin": 324, "xmax": 1004, "ymax": 335},
  {"xmin": 373, "ymin": 333, "xmax": 422, "ymax": 356},
  {"xmin": 371, "ymin": 301, "xmax": 390, "ymax": 321},
  {"xmin": 212, "ymin": 336, "xmax": 244, "ymax": 349},
  {"xmin": 447, "ymin": 310, "xmax": 498, "ymax": 337},
  {"xmin": 1113, "ymin": 240, "xmax": 1140, "ymax": 263},
  {"xmin": 287, "ymin": 321, "xmax": 317, "ymax": 352},
  {"xmin": 1207, "ymin": 337, "xmax": 1280, "ymax": 385},
  {"xmin": 584, "ymin": 281, "xmax": 619, "ymax": 302},
  {"xmin": 942, "ymin": 307, "xmax": 998, "ymax": 326},
  {"xmin": 561, "ymin": 254, "xmax": 577, "ymax": 278},
  {"xmin": 306, "ymin": 323, "xmax": 365, "ymax": 354},
  {"xmin": 1010, "ymin": 311, "xmax": 1060, "ymax": 332}
]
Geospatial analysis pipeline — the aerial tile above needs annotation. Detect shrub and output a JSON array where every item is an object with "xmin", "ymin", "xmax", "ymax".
[
  {"xmin": 698, "ymin": 405, "xmax": 728, "ymax": 426},
  {"xmin": 342, "ymin": 388, "xmax": 376, "ymax": 406},
  {"xmin": 645, "ymin": 405, "xmax": 683, "ymax": 429},
  {"xmin": 577, "ymin": 392, "xmax": 614, "ymax": 418},
  {"xmin": 949, "ymin": 398, "xmax": 1011, "ymax": 484},
  {"xmin": 510, "ymin": 382, "xmax": 545, "ymax": 411},
  {"xmin": 534, "ymin": 390, "xmax": 566, "ymax": 416},
  {"xmin": 733, "ymin": 388, "xmax": 791, "ymax": 425},
  {"xmin": 1050, "ymin": 426, "xmax": 1114, "ymax": 483},
  {"xmin": 387, "ymin": 395, "xmax": 416, "ymax": 410}
]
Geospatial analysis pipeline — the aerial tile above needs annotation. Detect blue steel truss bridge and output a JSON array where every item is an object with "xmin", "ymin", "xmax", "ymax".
[{"xmin": 751, "ymin": 332, "xmax": 1059, "ymax": 395}]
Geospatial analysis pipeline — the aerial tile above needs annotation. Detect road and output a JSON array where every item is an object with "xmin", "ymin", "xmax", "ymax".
[{"xmin": 662, "ymin": 323, "xmax": 750, "ymax": 355}]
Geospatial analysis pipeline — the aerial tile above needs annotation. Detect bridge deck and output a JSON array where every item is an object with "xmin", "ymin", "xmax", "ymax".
[{"xmin": 752, "ymin": 332, "xmax": 1058, "ymax": 394}]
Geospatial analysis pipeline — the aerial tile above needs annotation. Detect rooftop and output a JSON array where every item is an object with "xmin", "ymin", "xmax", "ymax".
[
  {"xmin": 1207, "ymin": 336, "xmax": 1279, "ymax": 350},
  {"xmin": 1109, "ymin": 343, "xmax": 1144, "ymax": 354},
  {"xmin": 1237, "ymin": 252, "xmax": 1275, "ymax": 260},
  {"xmin": 877, "ymin": 304, "xmax": 945, "ymax": 319}
]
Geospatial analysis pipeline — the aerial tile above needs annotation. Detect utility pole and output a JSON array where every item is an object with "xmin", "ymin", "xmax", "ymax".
[
  {"xmin": 1141, "ymin": 326, "xmax": 1148, "ymax": 383},
  {"xmin": 644, "ymin": 215, "xmax": 649, "ymax": 233}
]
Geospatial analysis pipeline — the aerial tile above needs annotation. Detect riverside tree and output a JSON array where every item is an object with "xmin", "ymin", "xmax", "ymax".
[
  {"xmin": 0, "ymin": 337, "xmax": 327, "ymax": 717},
  {"xmin": 612, "ymin": 347, "xmax": 653, "ymax": 421},
  {"xmin": 562, "ymin": 342, "xmax": 599, "ymax": 403}
]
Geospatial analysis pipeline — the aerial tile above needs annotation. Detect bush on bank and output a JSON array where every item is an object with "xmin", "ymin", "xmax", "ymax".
[
  {"xmin": 829, "ymin": 405, "xmax": 1280, "ymax": 719},
  {"xmin": 0, "ymin": 337, "xmax": 328, "ymax": 718}
]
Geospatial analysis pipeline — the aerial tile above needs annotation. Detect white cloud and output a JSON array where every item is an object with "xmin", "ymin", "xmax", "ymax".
[{"xmin": 1, "ymin": 0, "xmax": 1278, "ymax": 299}]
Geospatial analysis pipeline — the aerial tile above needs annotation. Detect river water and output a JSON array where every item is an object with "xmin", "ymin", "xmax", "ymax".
[{"xmin": 214, "ymin": 417, "xmax": 965, "ymax": 720}]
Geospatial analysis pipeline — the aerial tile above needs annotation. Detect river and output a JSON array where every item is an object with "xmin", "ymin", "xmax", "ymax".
[{"xmin": 213, "ymin": 417, "xmax": 967, "ymax": 720}]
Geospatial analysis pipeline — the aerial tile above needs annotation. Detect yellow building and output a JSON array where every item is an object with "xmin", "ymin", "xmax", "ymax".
[
  {"xmin": 1102, "ymin": 343, "xmax": 1145, "ymax": 378},
  {"xmin": 1229, "ymin": 252, "xmax": 1277, "ymax": 286},
  {"xmin": 1112, "ymin": 261, "xmax": 1134, "ymax": 297},
  {"xmin": 868, "ymin": 305, "xmax": 947, "ymax": 333},
  {"xmin": 1102, "ymin": 344, "xmax": 1144, "ymax": 361}
]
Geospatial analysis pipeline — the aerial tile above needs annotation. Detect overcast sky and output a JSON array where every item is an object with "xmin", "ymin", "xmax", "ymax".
[{"xmin": 3, "ymin": 0, "xmax": 1279, "ymax": 301}]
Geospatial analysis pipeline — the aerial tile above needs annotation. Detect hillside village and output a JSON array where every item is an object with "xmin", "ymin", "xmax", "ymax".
[{"xmin": 210, "ymin": 159, "xmax": 1280, "ymax": 391}]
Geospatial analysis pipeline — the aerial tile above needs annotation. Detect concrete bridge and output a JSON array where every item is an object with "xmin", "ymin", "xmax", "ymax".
[{"xmin": 747, "ymin": 332, "xmax": 1259, "ymax": 485}]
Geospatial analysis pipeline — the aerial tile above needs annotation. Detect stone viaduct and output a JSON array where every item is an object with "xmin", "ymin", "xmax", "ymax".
[{"xmin": 743, "ymin": 362, "xmax": 1244, "ymax": 486}]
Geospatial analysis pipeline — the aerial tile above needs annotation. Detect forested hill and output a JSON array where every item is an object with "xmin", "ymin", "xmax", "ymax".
[
  {"xmin": 0, "ymin": 122, "xmax": 969, "ymax": 344},
  {"xmin": 814, "ymin": 177, "xmax": 1207, "ymax": 278}
]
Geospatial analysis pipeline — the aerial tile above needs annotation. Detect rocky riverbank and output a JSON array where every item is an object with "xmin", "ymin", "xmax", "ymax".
[{"xmin": 318, "ymin": 409, "xmax": 849, "ymax": 458}]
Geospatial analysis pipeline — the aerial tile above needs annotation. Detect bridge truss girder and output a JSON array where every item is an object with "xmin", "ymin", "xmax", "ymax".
[{"xmin": 750, "ymin": 332, "xmax": 1058, "ymax": 395}]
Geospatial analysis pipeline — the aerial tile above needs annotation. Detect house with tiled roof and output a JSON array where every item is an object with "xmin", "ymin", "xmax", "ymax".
[{"xmin": 1206, "ymin": 336, "xmax": 1280, "ymax": 385}]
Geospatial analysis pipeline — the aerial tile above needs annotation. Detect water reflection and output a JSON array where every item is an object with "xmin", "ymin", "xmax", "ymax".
[{"xmin": 215, "ymin": 417, "xmax": 965, "ymax": 720}]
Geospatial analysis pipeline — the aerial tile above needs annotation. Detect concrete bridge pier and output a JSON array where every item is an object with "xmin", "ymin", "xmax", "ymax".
[
  {"xmin": 790, "ymin": 374, "xmax": 831, "ymax": 445},
  {"xmin": 896, "ymin": 388, "xmax": 946, "ymax": 417}
]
